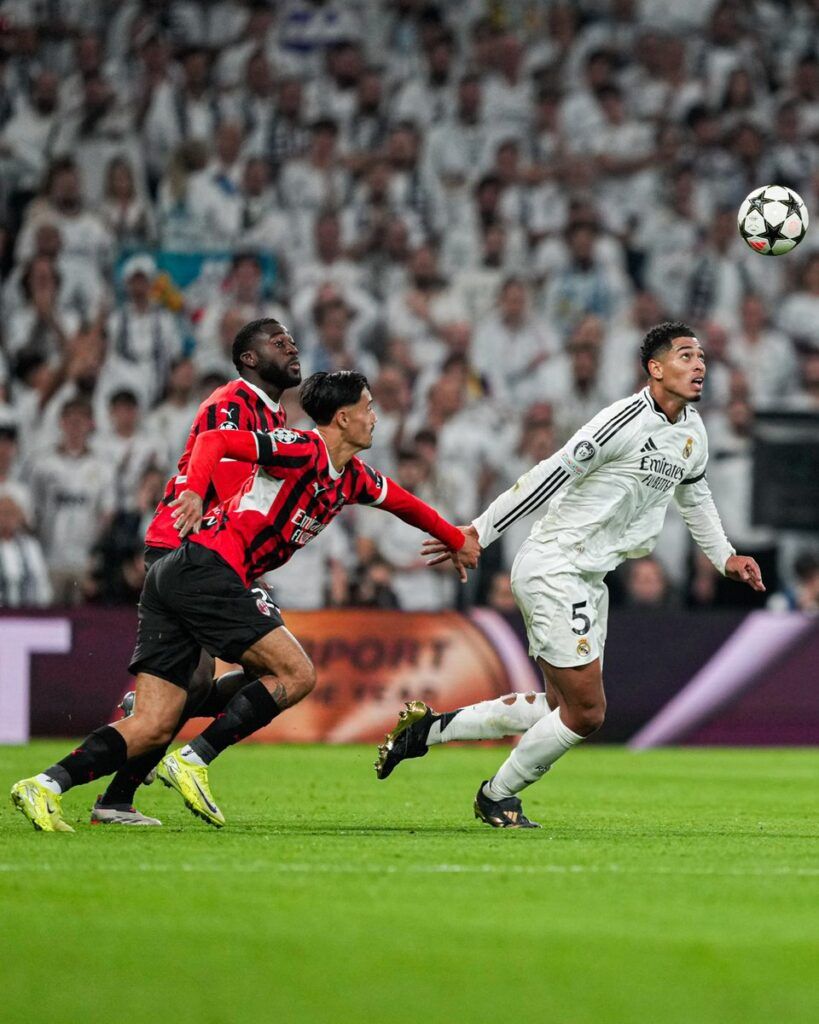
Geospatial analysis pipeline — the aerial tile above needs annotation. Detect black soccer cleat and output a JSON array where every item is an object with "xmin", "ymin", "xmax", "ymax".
[
  {"xmin": 474, "ymin": 780, "xmax": 541, "ymax": 829},
  {"xmin": 374, "ymin": 700, "xmax": 437, "ymax": 780}
]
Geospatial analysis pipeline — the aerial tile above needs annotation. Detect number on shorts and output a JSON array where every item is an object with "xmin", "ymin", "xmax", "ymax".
[{"xmin": 571, "ymin": 600, "xmax": 591, "ymax": 635}]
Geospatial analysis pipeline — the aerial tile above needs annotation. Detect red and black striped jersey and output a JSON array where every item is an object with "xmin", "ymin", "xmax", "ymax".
[
  {"xmin": 145, "ymin": 379, "xmax": 286, "ymax": 550},
  {"xmin": 186, "ymin": 428, "xmax": 464, "ymax": 586}
]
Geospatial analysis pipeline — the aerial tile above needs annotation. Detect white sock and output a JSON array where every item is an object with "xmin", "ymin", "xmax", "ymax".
[
  {"xmin": 427, "ymin": 692, "xmax": 551, "ymax": 744},
  {"xmin": 485, "ymin": 707, "xmax": 584, "ymax": 800},
  {"xmin": 35, "ymin": 772, "xmax": 63, "ymax": 795},
  {"xmin": 179, "ymin": 744, "xmax": 207, "ymax": 767}
]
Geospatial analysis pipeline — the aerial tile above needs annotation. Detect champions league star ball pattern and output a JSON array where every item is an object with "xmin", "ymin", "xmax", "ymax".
[{"xmin": 737, "ymin": 185, "xmax": 809, "ymax": 256}]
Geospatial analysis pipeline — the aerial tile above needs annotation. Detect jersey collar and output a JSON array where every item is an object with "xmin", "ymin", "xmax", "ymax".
[
  {"xmin": 311, "ymin": 429, "xmax": 343, "ymax": 480},
  {"xmin": 641, "ymin": 386, "xmax": 688, "ymax": 423},
  {"xmin": 242, "ymin": 378, "xmax": 281, "ymax": 413}
]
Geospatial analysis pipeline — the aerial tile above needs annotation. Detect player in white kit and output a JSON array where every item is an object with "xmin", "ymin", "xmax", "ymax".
[{"xmin": 375, "ymin": 322, "xmax": 765, "ymax": 827}]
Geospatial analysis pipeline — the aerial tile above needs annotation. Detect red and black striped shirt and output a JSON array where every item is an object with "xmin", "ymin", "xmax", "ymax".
[
  {"xmin": 185, "ymin": 428, "xmax": 465, "ymax": 586},
  {"xmin": 145, "ymin": 379, "xmax": 286, "ymax": 550}
]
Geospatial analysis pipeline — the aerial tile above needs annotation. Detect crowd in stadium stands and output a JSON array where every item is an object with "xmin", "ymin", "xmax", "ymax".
[{"xmin": 0, "ymin": 0, "xmax": 817, "ymax": 613}]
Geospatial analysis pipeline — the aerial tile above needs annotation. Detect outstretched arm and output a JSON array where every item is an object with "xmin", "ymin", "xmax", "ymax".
[
  {"xmin": 674, "ymin": 475, "xmax": 765, "ymax": 591},
  {"xmin": 378, "ymin": 480, "xmax": 478, "ymax": 581}
]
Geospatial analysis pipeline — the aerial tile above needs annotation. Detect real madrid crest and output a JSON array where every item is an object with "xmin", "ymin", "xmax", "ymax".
[
  {"xmin": 576, "ymin": 637, "xmax": 591, "ymax": 658},
  {"xmin": 682, "ymin": 436, "xmax": 694, "ymax": 459}
]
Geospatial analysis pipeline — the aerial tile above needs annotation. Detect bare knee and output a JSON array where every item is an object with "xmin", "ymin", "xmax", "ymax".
[
  {"xmin": 287, "ymin": 659, "xmax": 316, "ymax": 702},
  {"xmin": 563, "ymin": 699, "xmax": 606, "ymax": 737},
  {"xmin": 258, "ymin": 657, "xmax": 316, "ymax": 707},
  {"xmin": 127, "ymin": 713, "xmax": 175, "ymax": 751}
]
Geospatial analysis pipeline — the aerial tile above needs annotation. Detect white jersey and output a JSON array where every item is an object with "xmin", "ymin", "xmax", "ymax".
[
  {"xmin": 30, "ymin": 449, "xmax": 114, "ymax": 572},
  {"xmin": 474, "ymin": 387, "xmax": 735, "ymax": 576}
]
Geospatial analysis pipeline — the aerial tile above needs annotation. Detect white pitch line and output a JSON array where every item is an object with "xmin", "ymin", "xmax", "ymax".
[{"xmin": 1, "ymin": 862, "xmax": 818, "ymax": 878}]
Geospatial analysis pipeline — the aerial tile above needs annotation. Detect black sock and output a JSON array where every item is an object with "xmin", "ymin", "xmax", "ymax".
[
  {"xmin": 98, "ymin": 747, "xmax": 166, "ymax": 807},
  {"xmin": 47, "ymin": 725, "xmax": 128, "ymax": 794},
  {"xmin": 194, "ymin": 670, "xmax": 249, "ymax": 718},
  {"xmin": 189, "ymin": 681, "xmax": 282, "ymax": 765},
  {"xmin": 98, "ymin": 673, "xmax": 251, "ymax": 806}
]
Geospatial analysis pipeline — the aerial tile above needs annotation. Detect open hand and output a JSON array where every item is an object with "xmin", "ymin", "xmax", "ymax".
[
  {"xmin": 725, "ymin": 554, "xmax": 765, "ymax": 592},
  {"xmin": 421, "ymin": 524, "xmax": 482, "ymax": 583},
  {"xmin": 170, "ymin": 490, "xmax": 203, "ymax": 538}
]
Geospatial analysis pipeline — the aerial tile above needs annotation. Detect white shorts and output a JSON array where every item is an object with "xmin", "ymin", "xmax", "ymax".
[{"xmin": 510, "ymin": 537, "xmax": 609, "ymax": 668}]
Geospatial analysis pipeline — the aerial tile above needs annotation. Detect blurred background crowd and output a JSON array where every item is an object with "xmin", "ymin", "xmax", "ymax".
[{"xmin": 0, "ymin": 0, "xmax": 817, "ymax": 615}]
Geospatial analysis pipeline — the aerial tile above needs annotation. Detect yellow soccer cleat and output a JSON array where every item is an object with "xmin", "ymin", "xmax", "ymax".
[
  {"xmin": 10, "ymin": 778, "xmax": 74, "ymax": 832},
  {"xmin": 156, "ymin": 750, "xmax": 225, "ymax": 828}
]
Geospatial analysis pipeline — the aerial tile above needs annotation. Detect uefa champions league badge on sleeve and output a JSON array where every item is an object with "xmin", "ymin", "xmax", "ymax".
[
  {"xmin": 272, "ymin": 428, "xmax": 300, "ymax": 444},
  {"xmin": 573, "ymin": 440, "xmax": 596, "ymax": 462}
]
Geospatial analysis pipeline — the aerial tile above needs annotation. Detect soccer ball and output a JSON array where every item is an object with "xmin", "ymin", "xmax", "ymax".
[{"xmin": 737, "ymin": 185, "xmax": 809, "ymax": 256}]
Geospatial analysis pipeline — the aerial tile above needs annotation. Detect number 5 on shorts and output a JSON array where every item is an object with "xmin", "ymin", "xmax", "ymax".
[{"xmin": 571, "ymin": 600, "xmax": 591, "ymax": 635}]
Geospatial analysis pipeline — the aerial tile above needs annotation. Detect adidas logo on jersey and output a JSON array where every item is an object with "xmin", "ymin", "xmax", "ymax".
[{"xmin": 640, "ymin": 437, "xmax": 658, "ymax": 453}]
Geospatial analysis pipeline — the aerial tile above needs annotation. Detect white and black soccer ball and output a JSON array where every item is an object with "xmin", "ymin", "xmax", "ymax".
[{"xmin": 737, "ymin": 185, "xmax": 809, "ymax": 256}]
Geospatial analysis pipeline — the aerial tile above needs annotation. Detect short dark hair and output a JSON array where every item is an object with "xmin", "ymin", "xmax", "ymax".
[
  {"xmin": 232, "ymin": 318, "xmax": 286, "ymax": 371},
  {"xmin": 299, "ymin": 371, "xmax": 369, "ymax": 425},
  {"xmin": 60, "ymin": 396, "xmax": 93, "ymax": 419},
  {"xmin": 108, "ymin": 388, "xmax": 139, "ymax": 407},
  {"xmin": 640, "ymin": 321, "xmax": 696, "ymax": 372}
]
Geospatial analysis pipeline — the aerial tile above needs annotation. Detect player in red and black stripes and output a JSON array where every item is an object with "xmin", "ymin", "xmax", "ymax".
[
  {"xmin": 10, "ymin": 371, "xmax": 481, "ymax": 833},
  {"xmin": 91, "ymin": 317, "xmax": 302, "ymax": 825},
  {"xmin": 145, "ymin": 317, "xmax": 298, "ymax": 555}
]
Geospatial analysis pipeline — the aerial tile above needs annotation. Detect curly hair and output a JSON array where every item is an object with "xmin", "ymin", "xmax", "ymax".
[{"xmin": 639, "ymin": 321, "xmax": 696, "ymax": 373}]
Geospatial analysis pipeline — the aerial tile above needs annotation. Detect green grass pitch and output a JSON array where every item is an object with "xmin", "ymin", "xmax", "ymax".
[{"xmin": 1, "ymin": 742, "xmax": 817, "ymax": 1024}]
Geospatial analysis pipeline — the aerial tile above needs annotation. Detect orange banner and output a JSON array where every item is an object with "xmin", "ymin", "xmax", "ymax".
[{"xmin": 179, "ymin": 608, "xmax": 539, "ymax": 744}]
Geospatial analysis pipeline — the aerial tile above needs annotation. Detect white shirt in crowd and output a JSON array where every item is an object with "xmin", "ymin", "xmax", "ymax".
[
  {"xmin": 30, "ymin": 447, "xmax": 115, "ymax": 572},
  {"xmin": 0, "ymin": 532, "xmax": 52, "ymax": 606}
]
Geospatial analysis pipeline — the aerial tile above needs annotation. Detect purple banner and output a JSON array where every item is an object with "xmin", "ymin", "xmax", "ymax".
[{"xmin": 1, "ymin": 608, "xmax": 817, "ymax": 744}]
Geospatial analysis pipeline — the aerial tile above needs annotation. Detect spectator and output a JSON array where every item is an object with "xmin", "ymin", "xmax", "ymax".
[
  {"xmin": 279, "ymin": 117, "xmax": 349, "ymax": 223},
  {"xmin": 5, "ymin": 255, "xmax": 81, "ymax": 367},
  {"xmin": 16, "ymin": 157, "xmax": 114, "ymax": 271},
  {"xmin": 52, "ymin": 70, "xmax": 142, "ymax": 204},
  {"xmin": 156, "ymin": 138, "xmax": 210, "ymax": 250},
  {"xmin": 730, "ymin": 294, "xmax": 798, "ymax": 408},
  {"xmin": 29, "ymin": 397, "xmax": 114, "ymax": 604},
  {"xmin": 102, "ymin": 253, "xmax": 183, "ymax": 406},
  {"xmin": 145, "ymin": 357, "xmax": 200, "ymax": 465},
  {"xmin": 778, "ymin": 253, "xmax": 819, "ymax": 351},
  {"xmin": 493, "ymin": 402, "xmax": 557, "ymax": 570},
  {"xmin": 357, "ymin": 447, "xmax": 458, "ymax": 611},
  {"xmin": 291, "ymin": 210, "xmax": 364, "ymax": 293},
  {"xmin": 385, "ymin": 244, "xmax": 468, "ymax": 362},
  {"xmin": 99, "ymin": 155, "xmax": 155, "ymax": 248},
  {"xmin": 472, "ymin": 277, "xmax": 557, "ymax": 407},
  {"xmin": 542, "ymin": 221, "xmax": 630, "ymax": 340},
  {"xmin": 343, "ymin": 66, "xmax": 389, "ymax": 168},
  {"xmin": 84, "ymin": 464, "xmax": 165, "ymax": 606},
  {"xmin": 186, "ymin": 120, "xmax": 247, "ymax": 247},
  {"xmin": 525, "ymin": 316, "xmax": 616, "ymax": 443},
  {"xmin": 349, "ymin": 554, "xmax": 399, "ymax": 609},
  {"xmin": 704, "ymin": 386, "xmax": 779, "ymax": 606},
  {"xmin": 485, "ymin": 570, "xmax": 519, "ymax": 619},
  {"xmin": 143, "ymin": 45, "xmax": 220, "ymax": 172},
  {"xmin": 266, "ymin": 77, "xmax": 310, "ymax": 171},
  {"xmin": 767, "ymin": 553, "xmax": 819, "ymax": 613},
  {"xmin": 0, "ymin": 69, "xmax": 61, "ymax": 202},
  {"xmin": 0, "ymin": 490, "xmax": 52, "ymax": 607},
  {"xmin": 93, "ymin": 388, "xmax": 165, "ymax": 512},
  {"xmin": 621, "ymin": 556, "xmax": 675, "ymax": 608}
]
